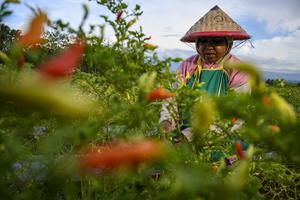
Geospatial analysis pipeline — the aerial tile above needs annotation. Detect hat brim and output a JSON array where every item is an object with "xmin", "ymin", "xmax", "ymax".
[{"xmin": 181, "ymin": 31, "xmax": 251, "ymax": 42}]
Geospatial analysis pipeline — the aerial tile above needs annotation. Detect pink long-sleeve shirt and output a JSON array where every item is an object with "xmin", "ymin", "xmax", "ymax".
[{"xmin": 177, "ymin": 54, "xmax": 249, "ymax": 88}]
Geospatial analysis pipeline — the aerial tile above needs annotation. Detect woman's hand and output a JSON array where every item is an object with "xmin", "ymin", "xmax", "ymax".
[{"xmin": 162, "ymin": 120, "xmax": 172, "ymax": 133}]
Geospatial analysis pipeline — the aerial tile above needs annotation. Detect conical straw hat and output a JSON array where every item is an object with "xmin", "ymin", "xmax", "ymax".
[{"xmin": 181, "ymin": 5, "xmax": 250, "ymax": 42}]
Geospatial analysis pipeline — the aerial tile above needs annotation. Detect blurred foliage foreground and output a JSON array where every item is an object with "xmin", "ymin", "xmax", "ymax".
[{"xmin": 0, "ymin": 1, "xmax": 299, "ymax": 199}]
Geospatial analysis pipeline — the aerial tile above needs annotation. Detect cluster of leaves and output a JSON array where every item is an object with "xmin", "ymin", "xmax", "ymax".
[
  {"xmin": 0, "ymin": 1, "xmax": 21, "ymax": 54},
  {"xmin": 0, "ymin": 0, "xmax": 299, "ymax": 199}
]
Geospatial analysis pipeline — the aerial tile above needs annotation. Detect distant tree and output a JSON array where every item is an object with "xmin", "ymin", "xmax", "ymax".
[
  {"xmin": 24, "ymin": 30, "xmax": 75, "ymax": 66},
  {"xmin": 0, "ymin": 0, "xmax": 21, "ymax": 53},
  {"xmin": 0, "ymin": 24, "xmax": 20, "ymax": 53},
  {"xmin": 265, "ymin": 79, "xmax": 274, "ymax": 85},
  {"xmin": 42, "ymin": 30, "xmax": 75, "ymax": 54}
]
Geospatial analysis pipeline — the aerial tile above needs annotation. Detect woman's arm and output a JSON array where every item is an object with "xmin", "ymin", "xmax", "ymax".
[
  {"xmin": 159, "ymin": 56, "xmax": 197, "ymax": 132},
  {"xmin": 225, "ymin": 54, "xmax": 251, "ymax": 93}
]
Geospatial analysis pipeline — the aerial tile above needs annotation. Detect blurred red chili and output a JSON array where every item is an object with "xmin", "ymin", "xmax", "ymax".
[
  {"xmin": 262, "ymin": 95, "xmax": 271, "ymax": 107},
  {"xmin": 116, "ymin": 10, "xmax": 123, "ymax": 22},
  {"xmin": 17, "ymin": 55, "xmax": 24, "ymax": 68},
  {"xmin": 79, "ymin": 140, "xmax": 163, "ymax": 172},
  {"xmin": 146, "ymin": 87, "xmax": 175, "ymax": 101},
  {"xmin": 18, "ymin": 12, "xmax": 47, "ymax": 47},
  {"xmin": 38, "ymin": 40, "xmax": 85, "ymax": 80},
  {"xmin": 144, "ymin": 36, "xmax": 151, "ymax": 41},
  {"xmin": 268, "ymin": 124, "xmax": 280, "ymax": 133},
  {"xmin": 231, "ymin": 117, "xmax": 238, "ymax": 124},
  {"xmin": 235, "ymin": 140, "xmax": 245, "ymax": 160}
]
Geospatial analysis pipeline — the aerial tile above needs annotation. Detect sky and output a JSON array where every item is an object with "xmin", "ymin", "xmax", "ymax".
[{"xmin": 3, "ymin": 0, "xmax": 300, "ymax": 77}]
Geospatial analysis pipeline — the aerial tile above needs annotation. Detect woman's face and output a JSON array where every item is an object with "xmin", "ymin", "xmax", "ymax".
[{"xmin": 197, "ymin": 37, "xmax": 228, "ymax": 64}]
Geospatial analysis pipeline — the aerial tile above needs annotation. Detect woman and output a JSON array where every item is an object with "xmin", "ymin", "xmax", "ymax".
[{"xmin": 161, "ymin": 5, "xmax": 251, "ymax": 139}]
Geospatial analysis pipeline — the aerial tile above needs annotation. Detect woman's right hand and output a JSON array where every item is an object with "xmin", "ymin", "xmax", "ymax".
[{"xmin": 162, "ymin": 120, "xmax": 172, "ymax": 133}]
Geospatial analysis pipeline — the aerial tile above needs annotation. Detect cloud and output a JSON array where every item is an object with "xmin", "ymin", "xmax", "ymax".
[
  {"xmin": 127, "ymin": 0, "xmax": 299, "ymax": 53},
  {"xmin": 7, "ymin": 0, "xmax": 300, "ymax": 38},
  {"xmin": 157, "ymin": 48, "xmax": 194, "ymax": 59},
  {"xmin": 241, "ymin": 0, "xmax": 300, "ymax": 33},
  {"xmin": 160, "ymin": 34, "xmax": 182, "ymax": 38},
  {"xmin": 233, "ymin": 30, "xmax": 300, "ymax": 72}
]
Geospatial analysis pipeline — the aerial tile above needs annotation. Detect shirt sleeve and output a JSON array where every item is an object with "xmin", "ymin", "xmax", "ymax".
[
  {"xmin": 176, "ymin": 55, "xmax": 198, "ymax": 84},
  {"xmin": 229, "ymin": 69, "xmax": 249, "ymax": 88},
  {"xmin": 227, "ymin": 55, "xmax": 250, "ymax": 89}
]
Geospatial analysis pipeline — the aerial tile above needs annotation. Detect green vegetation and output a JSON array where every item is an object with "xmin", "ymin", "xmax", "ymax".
[{"xmin": 0, "ymin": 0, "xmax": 299, "ymax": 199}]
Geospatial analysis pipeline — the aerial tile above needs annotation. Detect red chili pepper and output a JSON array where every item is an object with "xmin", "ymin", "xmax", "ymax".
[
  {"xmin": 79, "ymin": 140, "xmax": 162, "ymax": 172},
  {"xmin": 18, "ymin": 12, "xmax": 47, "ymax": 47},
  {"xmin": 144, "ymin": 36, "xmax": 152, "ymax": 41},
  {"xmin": 146, "ymin": 87, "xmax": 175, "ymax": 101},
  {"xmin": 231, "ymin": 117, "xmax": 238, "ymax": 124},
  {"xmin": 235, "ymin": 140, "xmax": 245, "ymax": 160},
  {"xmin": 38, "ymin": 40, "xmax": 85, "ymax": 80},
  {"xmin": 116, "ymin": 10, "xmax": 123, "ymax": 22},
  {"xmin": 17, "ymin": 55, "xmax": 24, "ymax": 68},
  {"xmin": 262, "ymin": 95, "xmax": 271, "ymax": 107},
  {"xmin": 268, "ymin": 124, "xmax": 280, "ymax": 133}
]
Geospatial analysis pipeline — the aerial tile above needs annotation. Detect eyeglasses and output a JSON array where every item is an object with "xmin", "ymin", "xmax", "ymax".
[{"xmin": 197, "ymin": 37, "xmax": 227, "ymax": 46}]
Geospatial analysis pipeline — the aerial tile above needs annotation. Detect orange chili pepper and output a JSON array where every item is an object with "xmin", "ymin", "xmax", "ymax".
[
  {"xmin": 146, "ymin": 87, "xmax": 175, "ymax": 101},
  {"xmin": 79, "ymin": 140, "xmax": 163, "ymax": 172},
  {"xmin": 17, "ymin": 55, "xmax": 24, "ymax": 68},
  {"xmin": 235, "ymin": 140, "xmax": 245, "ymax": 160},
  {"xmin": 231, "ymin": 117, "xmax": 238, "ymax": 124},
  {"xmin": 262, "ymin": 95, "xmax": 271, "ymax": 107},
  {"xmin": 18, "ymin": 12, "xmax": 47, "ymax": 47},
  {"xmin": 268, "ymin": 124, "xmax": 280, "ymax": 133}
]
